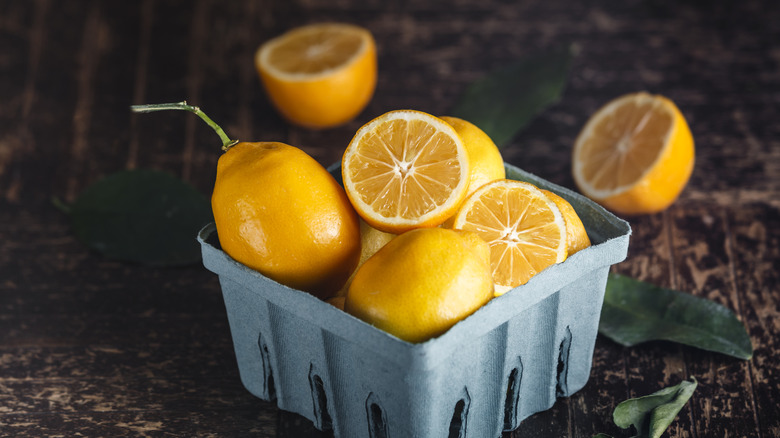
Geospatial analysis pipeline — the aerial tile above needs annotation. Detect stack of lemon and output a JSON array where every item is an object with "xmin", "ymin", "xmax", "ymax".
[
  {"xmin": 331, "ymin": 109, "xmax": 591, "ymax": 342},
  {"xmin": 222, "ymin": 23, "xmax": 694, "ymax": 343}
]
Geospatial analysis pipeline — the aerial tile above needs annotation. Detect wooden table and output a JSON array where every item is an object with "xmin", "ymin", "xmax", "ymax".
[{"xmin": 2, "ymin": 0, "xmax": 778, "ymax": 436}]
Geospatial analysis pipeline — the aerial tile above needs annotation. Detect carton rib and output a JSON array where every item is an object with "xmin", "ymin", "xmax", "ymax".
[{"xmin": 199, "ymin": 163, "xmax": 631, "ymax": 438}]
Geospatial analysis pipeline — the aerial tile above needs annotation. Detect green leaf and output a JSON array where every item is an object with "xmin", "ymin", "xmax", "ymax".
[
  {"xmin": 66, "ymin": 169, "xmax": 213, "ymax": 266},
  {"xmin": 612, "ymin": 377, "xmax": 698, "ymax": 438},
  {"xmin": 599, "ymin": 273, "xmax": 753, "ymax": 360},
  {"xmin": 449, "ymin": 43, "xmax": 575, "ymax": 147},
  {"xmin": 592, "ymin": 434, "xmax": 614, "ymax": 438}
]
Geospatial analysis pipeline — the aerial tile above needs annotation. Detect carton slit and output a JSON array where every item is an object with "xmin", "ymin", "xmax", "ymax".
[
  {"xmin": 556, "ymin": 326, "xmax": 573, "ymax": 397},
  {"xmin": 448, "ymin": 388, "xmax": 470, "ymax": 438},
  {"xmin": 503, "ymin": 358, "xmax": 523, "ymax": 430},
  {"xmin": 308, "ymin": 365, "xmax": 333, "ymax": 431},
  {"xmin": 365, "ymin": 392, "xmax": 388, "ymax": 438},
  {"xmin": 257, "ymin": 332, "xmax": 276, "ymax": 401}
]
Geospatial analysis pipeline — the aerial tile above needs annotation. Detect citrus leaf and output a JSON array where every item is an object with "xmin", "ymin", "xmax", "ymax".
[
  {"xmin": 612, "ymin": 377, "xmax": 698, "ymax": 438},
  {"xmin": 599, "ymin": 274, "xmax": 753, "ymax": 360},
  {"xmin": 67, "ymin": 169, "xmax": 213, "ymax": 266},
  {"xmin": 449, "ymin": 43, "xmax": 575, "ymax": 147}
]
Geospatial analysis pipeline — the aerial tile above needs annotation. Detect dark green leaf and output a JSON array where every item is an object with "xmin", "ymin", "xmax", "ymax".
[
  {"xmin": 612, "ymin": 377, "xmax": 698, "ymax": 438},
  {"xmin": 449, "ymin": 43, "xmax": 575, "ymax": 147},
  {"xmin": 599, "ymin": 274, "xmax": 753, "ymax": 360},
  {"xmin": 592, "ymin": 434, "xmax": 614, "ymax": 438},
  {"xmin": 67, "ymin": 169, "xmax": 213, "ymax": 266}
]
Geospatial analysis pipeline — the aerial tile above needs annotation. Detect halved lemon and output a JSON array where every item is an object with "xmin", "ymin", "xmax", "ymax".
[
  {"xmin": 255, "ymin": 23, "xmax": 377, "ymax": 128},
  {"xmin": 451, "ymin": 179, "xmax": 567, "ymax": 295},
  {"xmin": 572, "ymin": 92, "xmax": 695, "ymax": 215},
  {"xmin": 342, "ymin": 110, "xmax": 471, "ymax": 234}
]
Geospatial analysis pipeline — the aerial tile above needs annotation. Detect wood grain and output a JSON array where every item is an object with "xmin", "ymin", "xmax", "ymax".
[{"xmin": 1, "ymin": 0, "xmax": 779, "ymax": 436}]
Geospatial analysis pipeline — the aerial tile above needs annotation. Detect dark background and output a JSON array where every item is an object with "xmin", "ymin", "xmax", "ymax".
[{"xmin": 1, "ymin": 0, "xmax": 778, "ymax": 436}]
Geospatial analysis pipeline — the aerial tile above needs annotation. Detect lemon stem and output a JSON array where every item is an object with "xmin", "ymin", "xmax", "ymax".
[{"xmin": 131, "ymin": 101, "xmax": 239, "ymax": 151}]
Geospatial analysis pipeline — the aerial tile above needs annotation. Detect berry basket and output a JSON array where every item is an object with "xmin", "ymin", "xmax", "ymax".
[{"xmin": 198, "ymin": 163, "xmax": 631, "ymax": 438}]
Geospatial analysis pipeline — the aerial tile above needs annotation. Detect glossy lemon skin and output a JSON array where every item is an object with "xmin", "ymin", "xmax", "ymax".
[
  {"xmin": 345, "ymin": 227, "xmax": 494, "ymax": 343},
  {"xmin": 439, "ymin": 116, "xmax": 505, "ymax": 227},
  {"xmin": 212, "ymin": 142, "xmax": 361, "ymax": 298},
  {"xmin": 439, "ymin": 116, "xmax": 505, "ymax": 195}
]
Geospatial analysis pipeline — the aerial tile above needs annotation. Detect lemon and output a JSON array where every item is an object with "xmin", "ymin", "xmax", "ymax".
[
  {"xmin": 438, "ymin": 116, "xmax": 505, "ymax": 227},
  {"xmin": 342, "ymin": 110, "xmax": 471, "ymax": 233},
  {"xmin": 255, "ymin": 23, "xmax": 377, "ymax": 128},
  {"xmin": 132, "ymin": 102, "xmax": 362, "ymax": 299},
  {"xmin": 439, "ymin": 116, "xmax": 505, "ymax": 195},
  {"xmin": 541, "ymin": 189, "xmax": 591, "ymax": 256},
  {"xmin": 572, "ymin": 92, "xmax": 695, "ymax": 215},
  {"xmin": 452, "ymin": 179, "xmax": 568, "ymax": 296},
  {"xmin": 212, "ymin": 142, "xmax": 361, "ymax": 298},
  {"xmin": 345, "ymin": 227, "xmax": 494, "ymax": 343},
  {"xmin": 332, "ymin": 219, "xmax": 396, "ymax": 298},
  {"xmin": 327, "ymin": 295, "xmax": 346, "ymax": 310}
]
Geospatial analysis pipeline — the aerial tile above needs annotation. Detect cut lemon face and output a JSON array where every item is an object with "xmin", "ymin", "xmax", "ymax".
[
  {"xmin": 572, "ymin": 92, "xmax": 695, "ymax": 216},
  {"xmin": 451, "ymin": 180, "xmax": 567, "ymax": 295},
  {"xmin": 342, "ymin": 110, "xmax": 470, "ymax": 234},
  {"xmin": 255, "ymin": 23, "xmax": 377, "ymax": 128}
]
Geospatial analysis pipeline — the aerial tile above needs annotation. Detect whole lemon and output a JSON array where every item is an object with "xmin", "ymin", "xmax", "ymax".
[
  {"xmin": 439, "ymin": 116, "xmax": 505, "ymax": 228},
  {"xmin": 212, "ymin": 142, "xmax": 361, "ymax": 298},
  {"xmin": 439, "ymin": 116, "xmax": 505, "ymax": 195},
  {"xmin": 345, "ymin": 227, "xmax": 494, "ymax": 343},
  {"xmin": 332, "ymin": 219, "xmax": 396, "ymax": 298}
]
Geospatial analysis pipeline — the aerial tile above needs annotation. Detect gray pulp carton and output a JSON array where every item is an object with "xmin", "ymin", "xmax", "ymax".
[{"xmin": 198, "ymin": 163, "xmax": 631, "ymax": 438}]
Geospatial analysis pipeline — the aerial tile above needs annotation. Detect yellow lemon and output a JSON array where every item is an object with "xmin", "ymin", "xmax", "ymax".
[
  {"xmin": 452, "ymin": 180, "xmax": 568, "ymax": 296},
  {"xmin": 438, "ymin": 116, "xmax": 505, "ymax": 227},
  {"xmin": 130, "ymin": 102, "xmax": 361, "ymax": 298},
  {"xmin": 342, "ymin": 110, "xmax": 471, "ymax": 233},
  {"xmin": 345, "ymin": 227, "xmax": 494, "ymax": 343},
  {"xmin": 572, "ymin": 92, "xmax": 695, "ymax": 215},
  {"xmin": 333, "ymin": 219, "xmax": 396, "ymax": 298},
  {"xmin": 255, "ymin": 23, "xmax": 377, "ymax": 128},
  {"xmin": 540, "ymin": 189, "xmax": 591, "ymax": 256},
  {"xmin": 439, "ymin": 116, "xmax": 505, "ymax": 195},
  {"xmin": 212, "ymin": 142, "xmax": 361, "ymax": 298}
]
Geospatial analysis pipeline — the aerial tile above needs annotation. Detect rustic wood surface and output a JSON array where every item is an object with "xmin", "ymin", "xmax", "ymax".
[{"xmin": 1, "ymin": 0, "xmax": 779, "ymax": 436}]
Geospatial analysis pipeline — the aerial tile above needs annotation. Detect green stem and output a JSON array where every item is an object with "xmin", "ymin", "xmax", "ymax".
[{"xmin": 131, "ymin": 101, "xmax": 239, "ymax": 151}]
